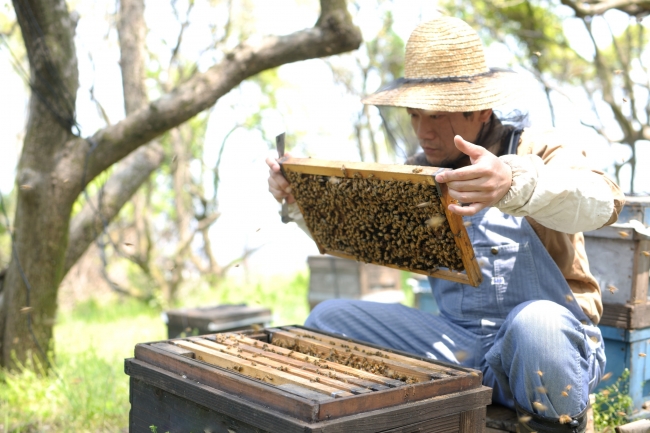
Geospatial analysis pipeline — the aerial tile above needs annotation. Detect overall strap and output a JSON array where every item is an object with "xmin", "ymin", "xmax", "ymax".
[{"xmin": 506, "ymin": 129, "xmax": 523, "ymax": 155}]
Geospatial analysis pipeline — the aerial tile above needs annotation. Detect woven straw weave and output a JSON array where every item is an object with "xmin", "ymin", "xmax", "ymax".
[{"xmin": 362, "ymin": 16, "xmax": 521, "ymax": 112}]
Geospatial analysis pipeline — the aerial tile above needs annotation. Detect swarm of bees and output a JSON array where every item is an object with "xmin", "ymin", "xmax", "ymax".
[
  {"xmin": 286, "ymin": 172, "xmax": 465, "ymax": 272},
  {"xmin": 273, "ymin": 338, "xmax": 419, "ymax": 384}
]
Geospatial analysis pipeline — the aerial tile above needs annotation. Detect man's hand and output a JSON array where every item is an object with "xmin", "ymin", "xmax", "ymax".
[
  {"xmin": 266, "ymin": 153, "xmax": 295, "ymax": 204},
  {"xmin": 434, "ymin": 135, "xmax": 512, "ymax": 216}
]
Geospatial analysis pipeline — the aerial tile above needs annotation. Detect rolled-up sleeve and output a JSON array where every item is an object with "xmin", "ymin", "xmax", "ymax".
[{"xmin": 495, "ymin": 128, "xmax": 624, "ymax": 234}]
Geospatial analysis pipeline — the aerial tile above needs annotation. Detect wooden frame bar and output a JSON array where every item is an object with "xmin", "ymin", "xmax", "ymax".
[
  {"xmin": 280, "ymin": 157, "xmax": 482, "ymax": 287},
  {"xmin": 132, "ymin": 327, "xmax": 484, "ymax": 424}
]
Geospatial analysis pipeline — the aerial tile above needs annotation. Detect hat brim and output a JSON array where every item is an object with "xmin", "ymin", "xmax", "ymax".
[{"xmin": 361, "ymin": 69, "xmax": 520, "ymax": 112}]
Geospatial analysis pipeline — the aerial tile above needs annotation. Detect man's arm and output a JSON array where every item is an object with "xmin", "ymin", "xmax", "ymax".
[{"xmin": 495, "ymin": 128, "xmax": 625, "ymax": 234}]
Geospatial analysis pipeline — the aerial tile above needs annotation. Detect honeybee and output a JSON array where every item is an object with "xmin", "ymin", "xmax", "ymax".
[
  {"xmin": 607, "ymin": 285, "xmax": 618, "ymax": 294},
  {"xmin": 426, "ymin": 215, "xmax": 446, "ymax": 229},
  {"xmin": 559, "ymin": 415, "xmax": 572, "ymax": 424},
  {"xmin": 532, "ymin": 401, "xmax": 547, "ymax": 411}
]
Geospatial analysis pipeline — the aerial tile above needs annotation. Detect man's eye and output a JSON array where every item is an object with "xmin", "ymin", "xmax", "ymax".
[{"xmin": 429, "ymin": 115, "xmax": 441, "ymax": 119}]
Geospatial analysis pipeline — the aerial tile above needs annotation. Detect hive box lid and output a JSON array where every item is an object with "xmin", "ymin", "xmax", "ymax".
[{"xmin": 164, "ymin": 304, "xmax": 272, "ymax": 331}]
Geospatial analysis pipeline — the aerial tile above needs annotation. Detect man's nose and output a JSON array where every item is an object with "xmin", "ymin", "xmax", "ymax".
[{"xmin": 415, "ymin": 118, "xmax": 435, "ymax": 140}]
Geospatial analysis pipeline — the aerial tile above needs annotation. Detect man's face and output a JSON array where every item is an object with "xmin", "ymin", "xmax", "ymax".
[{"xmin": 406, "ymin": 108, "xmax": 491, "ymax": 167}]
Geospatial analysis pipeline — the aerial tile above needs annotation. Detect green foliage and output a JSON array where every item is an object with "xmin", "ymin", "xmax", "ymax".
[
  {"xmin": 0, "ymin": 271, "xmax": 309, "ymax": 431},
  {"xmin": 0, "ymin": 301, "xmax": 165, "ymax": 432},
  {"xmin": 593, "ymin": 369, "xmax": 633, "ymax": 431}
]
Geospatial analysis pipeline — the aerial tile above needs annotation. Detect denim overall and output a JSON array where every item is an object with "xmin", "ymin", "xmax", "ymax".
[{"xmin": 305, "ymin": 138, "xmax": 606, "ymax": 418}]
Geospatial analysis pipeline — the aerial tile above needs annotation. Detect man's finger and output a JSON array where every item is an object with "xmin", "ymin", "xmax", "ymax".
[
  {"xmin": 447, "ymin": 189, "xmax": 491, "ymax": 204},
  {"xmin": 447, "ymin": 201, "xmax": 485, "ymax": 216},
  {"xmin": 454, "ymin": 135, "xmax": 487, "ymax": 162},
  {"xmin": 435, "ymin": 164, "xmax": 487, "ymax": 183}
]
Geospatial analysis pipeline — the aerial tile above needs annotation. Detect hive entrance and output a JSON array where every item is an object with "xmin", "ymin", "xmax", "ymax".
[{"xmin": 281, "ymin": 158, "xmax": 482, "ymax": 286}]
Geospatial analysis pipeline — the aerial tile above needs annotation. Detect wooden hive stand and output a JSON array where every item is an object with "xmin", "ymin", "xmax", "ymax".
[{"xmin": 126, "ymin": 327, "xmax": 492, "ymax": 432}]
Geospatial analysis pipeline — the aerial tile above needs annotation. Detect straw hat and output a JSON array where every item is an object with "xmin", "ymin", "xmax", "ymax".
[{"xmin": 362, "ymin": 16, "xmax": 519, "ymax": 112}]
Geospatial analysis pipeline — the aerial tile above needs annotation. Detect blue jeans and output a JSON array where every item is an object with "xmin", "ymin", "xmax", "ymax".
[{"xmin": 305, "ymin": 298, "xmax": 605, "ymax": 418}]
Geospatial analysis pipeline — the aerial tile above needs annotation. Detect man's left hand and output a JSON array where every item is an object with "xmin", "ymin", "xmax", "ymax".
[{"xmin": 434, "ymin": 135, "xmax": 512, "ymax": 216}]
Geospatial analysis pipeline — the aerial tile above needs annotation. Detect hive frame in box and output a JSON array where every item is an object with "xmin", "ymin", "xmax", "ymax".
[
  {"xmin": 127, "ymin": 326, "xmax": 492, "ymax": 432},
  {"xmin": 280, "ymin": 157, "xmax": 482, "ymax": 287}
]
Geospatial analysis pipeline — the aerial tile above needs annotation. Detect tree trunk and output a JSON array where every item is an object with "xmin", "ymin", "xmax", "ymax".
[
  {"xmin": 1, "ymin": 0, "xmax": 79, "ymax": 367},
  {"xmin": 0, "ymin": 0, "xmax": 362, "ymax": 368}
]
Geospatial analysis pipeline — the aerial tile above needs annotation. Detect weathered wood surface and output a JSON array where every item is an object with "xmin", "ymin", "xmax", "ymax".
[
  {"xmin": 130, "ymin": 377, "xmax": 267, "ymax": 433},
  {"xmin": 203, "ymin": 334, "xmax": 390, "ymax": 390},
  {"xmin": 187, "ymin": 337, "xmax": 371, "ymax": 394},
  {"xmin": 280, "ymin": 157, "xmax": 482, "ymax": 287},
  {"xmin": 173, "ymin": 339, "xmax": 355, "ymax": 397},
  {"xmin": 600, "ymin": 302, "xmax": 650, "ymax": 329},
  {"xmin": 269, "ymin": 328, "xmax": 448, "ymax": 382},
  {"xmin": 127, "ymin": 357, "xmax": 492, "ymax": 432},
  {"xmin": 133, "ymin": 343, "xmax": 319, "ymax": 421},
  {"xmin": 126, "ymin": 358, "xmax": 310, "ymax": 432}
]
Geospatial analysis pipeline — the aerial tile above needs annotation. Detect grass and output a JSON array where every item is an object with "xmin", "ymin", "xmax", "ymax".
[
  {"xmin": 0, "ymin": 271, "xmax": 311, "ymax": 432},
  {"xmin": 0, "ymin": 270, "xmax": 637, "ymax": 432},
  {"xmin": 593, "ymin": 369, "xmax": 634, "ymax": 432}
]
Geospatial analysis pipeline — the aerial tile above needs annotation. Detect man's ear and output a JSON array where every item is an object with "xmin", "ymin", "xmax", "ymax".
[{"xmin": 478, "ymin": 109, "xmax": 493, "ymax": 122}]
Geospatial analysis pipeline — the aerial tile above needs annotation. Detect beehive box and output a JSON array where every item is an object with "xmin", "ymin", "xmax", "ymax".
[
  {"xmin": 126, "ymin": 326, "xmax": 492, "ymax": 432},
  {"xmin": 584, "ymin": 196, "xmax": 650, "ymax": 329},
  {"xmin": 163, "ymin": 304, "xmax": 273, "ymax": 338},
  {"xmin": 307, "ymin": 255, "xmax": 402, "ymax": 309},
  {"xmin": 281, "ymin": 157, "xmax": 482, "ymax": 287}
]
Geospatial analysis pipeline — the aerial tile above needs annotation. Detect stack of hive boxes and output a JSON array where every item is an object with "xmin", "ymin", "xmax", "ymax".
[{"xmin": 585, "ymin": 196, "xmax": 650, "ymax": 416}]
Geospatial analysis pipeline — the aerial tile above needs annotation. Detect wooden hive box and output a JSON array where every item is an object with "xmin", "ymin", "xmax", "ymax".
[
  {"xmin": 584, "ymin": 196, "xmax": 650, "ymax": 329},
  {"xmin": 163, "ymin": 304, "xmax": 273, "ymax": 338},
  {"xmin": 281, "ymin": 157, "xmax": 482, "ymax": 287},
  {"xmin": 307, "ymin": 255, "xmax": 402, "ymax": 309},
  {"xmin": 126, "ymin": 326, "xmax": 492, "ymax": 432}
]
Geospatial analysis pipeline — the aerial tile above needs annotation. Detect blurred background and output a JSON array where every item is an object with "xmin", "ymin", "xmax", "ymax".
[{"xmin": 0, "ymin": 0, "xmax": 648, "ymax": 430}]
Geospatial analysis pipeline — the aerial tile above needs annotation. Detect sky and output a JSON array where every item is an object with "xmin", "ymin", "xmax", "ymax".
[{"xmin": 0, "ymin": 0, "xmax": 648, "ymax": 280}]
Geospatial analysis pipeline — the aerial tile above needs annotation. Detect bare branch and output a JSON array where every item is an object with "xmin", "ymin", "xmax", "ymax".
[
  {"xmin": 219, "ymin": 246, "xmax": 262, "ymax": 278},
  {"xmin": 561, "ymin": 0, "xmax": 650, "ymax": 17},
  {"xmin": 79, "ymin": 0, "xmax": 361, "ymax": 188},
  {"xmin": 63, "ymin": 143, "xmax": 164, "ymax": 276},
  {"xmin": 117, "ymin": 0, "xmax": 147, "ymax": 114}
]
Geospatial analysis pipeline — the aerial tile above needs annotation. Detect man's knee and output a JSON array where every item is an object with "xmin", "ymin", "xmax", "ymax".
[
  {"xmin": 304, "ymin": 299, "xmax": 352, "ymax": 329},
  {"xmin": 505, "ymin": 300, "xmax": 578, "ymax": 350}
]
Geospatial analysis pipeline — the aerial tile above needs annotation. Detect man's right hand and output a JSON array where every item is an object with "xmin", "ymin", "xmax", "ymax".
[{"xmin": 266, "ymin": 153, "xmax": 295, "ymax": 204}]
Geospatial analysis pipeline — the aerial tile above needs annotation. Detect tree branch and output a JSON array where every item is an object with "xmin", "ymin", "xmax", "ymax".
[
  {"xmin": 561, "ymin": 0, "xmax": 650, "ymax": 17},
  {"xmin": 79, "ymin": 0, "xmax": 361, "ymax": 187},
  {"xmin": 63, "ymin": 143, "xmax": 164, "ymax": 275}
]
